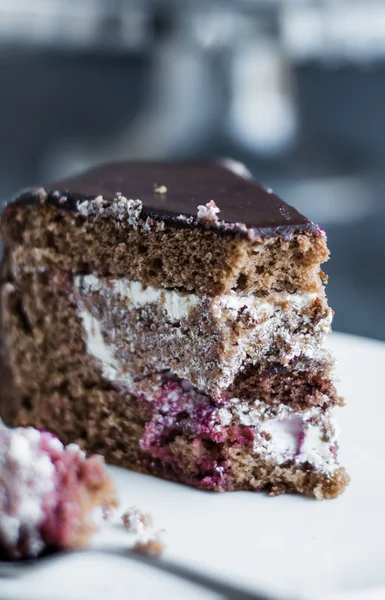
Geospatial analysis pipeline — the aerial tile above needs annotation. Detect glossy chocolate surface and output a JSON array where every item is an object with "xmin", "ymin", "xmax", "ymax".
[{"xmin": 12, "ymin": 162, "xmax": 319, "ymax": 239}]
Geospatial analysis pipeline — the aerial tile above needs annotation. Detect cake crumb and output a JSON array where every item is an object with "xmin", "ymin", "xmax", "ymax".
[
  {"xmin": 197, "ymin": 200, "xmax": 220, "ymax": 223},
  {"xmin": 133, "ymin": 534, "xmax": 165, "ymax": 558},
  {"xmin": 0, "ymin": 421, "xmax": 117, "ymax": 560},
  {"xmin": 154, "ymin": 185, "xmax": 167, "ymax": 194},
  {"xmin": 102, "ymin": 503, "xmax": 115, "ymax": 521},
  {"xmin": 176, "ymin": 214, "xmax": 194, "ymax": 225},
  {"xmin": 116, "ymin": 242, "xmax": 127, "ymax": 254},
  {"xmin": 313, "ymin": 483, "xmax": 325, "ymax": 500},
  {"xmin": 122, "ymin": 506, "xmax": 153, "ymax": 533},
  {"xmin": 34, "ymin": 188, "xmax": 48, "ymax": 204},
  {"xmin": 121, "ymin": 506, "xmax": 165, "ymax": 556},
  {"xmin": 93, "ymin": 195, "xmax": 105, "ymax": 208}
]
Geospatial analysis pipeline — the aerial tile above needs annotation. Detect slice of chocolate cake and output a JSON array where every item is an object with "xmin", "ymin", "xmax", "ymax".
[{"xmin": 0, "ymin": 160, "xmax": 349, "ymax": 499}]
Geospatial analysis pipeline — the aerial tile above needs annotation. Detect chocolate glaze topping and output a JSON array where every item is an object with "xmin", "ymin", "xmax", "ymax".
[{"xmin": 12, "ymin": 162, "xmax": 320, "ymax": 239}]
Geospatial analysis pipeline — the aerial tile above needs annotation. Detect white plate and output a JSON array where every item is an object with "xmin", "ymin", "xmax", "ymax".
[{"xmin": 2, "ymin": 332, "xmax": 385, "ymax": 600}]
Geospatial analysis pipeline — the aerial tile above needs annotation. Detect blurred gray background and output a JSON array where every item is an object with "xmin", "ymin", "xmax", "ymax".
[{"xmin": 0, "ymin": 0, "xmax": 384, "ymax": 340}]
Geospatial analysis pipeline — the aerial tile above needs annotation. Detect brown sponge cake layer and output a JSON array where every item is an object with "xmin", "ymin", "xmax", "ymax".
[
  {"xmin": 0, "ymin": 273, "xmax": 347, "ymax": 498},
  {"xmin": 1, "ymin": 270, "xmax": 337, "ymax": 412},
  {"xmin": 7, "ymin": 365, "xmax": 347, "ymax": 500},
  {"xmin": 1, "ymin": 202, "xmax": 328, "ymax": 297},
  {"xmin": 228, "ymin": 360, "xmax": 340, "ymax": 412},
  {"xmin": 73, "ymin": 273, "xmax": 333, "ymax": 398},
  {"xmin": 11, "ymin": 386, "xmax": 348, "ymax": 500}
]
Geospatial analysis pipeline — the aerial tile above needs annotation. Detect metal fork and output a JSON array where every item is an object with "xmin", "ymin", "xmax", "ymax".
[{"xmin": 0, "ymin": 547, "xmax": 281, "ymax": 600}]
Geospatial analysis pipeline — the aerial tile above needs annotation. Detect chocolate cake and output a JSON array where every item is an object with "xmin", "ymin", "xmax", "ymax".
[{"xmin": 0, "ymin": 160, "xmax": 349, "ymax": 499}]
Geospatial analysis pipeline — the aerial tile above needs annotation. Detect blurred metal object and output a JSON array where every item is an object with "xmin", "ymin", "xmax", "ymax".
[
  {"xmin": 228, "ymin": 39, "xmax": 297, "ymax": 155},
  {"xmin": 281, "ymin": 1, "xmax": 385, "ymax": 63},
  {"xmin": 3, "ymin": 0, "xmax": 385, "ymax": 61},
  {"xmin": 277, "ymin": 175, "xmax": 378, "ymax": 225},
  {"xmin": 174, "ymin": 1, "xmax": 249, "ymax": 49},
  {"xmin": 42, "ymin": 38, "xmax": 219, "ymax": 178},
  {"xmin": 2, "ymin": 0, "xmax": 385, "ymax": 170},
  {"xmin": 0, "ymin": 547, "xmax": 271, "ymax": 600},
  {"xmin": 0, "ymin": 0, "xmax": 150, "ymax": 52}
]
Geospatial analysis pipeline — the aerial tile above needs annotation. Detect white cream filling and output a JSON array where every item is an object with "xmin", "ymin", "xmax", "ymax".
[
  {"xmin": 217, "ymin": 401, "xmax": 338, "ymax": 473},
  {"xmin": 212, "ymin": 290, "xmax": 317, "ymax": 319},
  {"xmin": 75, "ymin": 280, "xmax": 337, "ymax": 474},
  {"xmin": 76, "ymin": 275, "xmax": 199, "ymax": 322},
  {"xmin": 75, "ymin": 274, "xmax": 318, "ymax": 323},
  {"xmin": 260, "ymin": 417, "xmax": 336, "ymax": 472},
  {"xmin": 75, "ymin": 275, "xmax": 331, "ymax": 390},
  {"xmin": 299, "ymin": 422, "xmax": 338, "ymax": 470},
  {"xmin": 262, "ymin": 416, "xmax": 304, "ymax": 458},
  {"xmin": 78, "ymin": 309, "xmax": 132, "ymax": 385}
]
